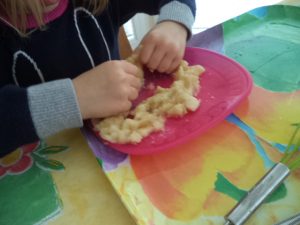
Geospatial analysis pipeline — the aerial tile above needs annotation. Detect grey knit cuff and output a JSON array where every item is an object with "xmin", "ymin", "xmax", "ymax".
[
  {"xmin": 27, "ymin": 79, "xmax": 83, "ymax": 139},
  {"xmin": 158, "ymin": 1, "xmax": 195, "ymax": 39}
]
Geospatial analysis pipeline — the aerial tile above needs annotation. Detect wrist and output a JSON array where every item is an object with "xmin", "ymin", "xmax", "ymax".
[
  {"xmin": 28, "ymin": 79, "xmax": 83, "ymax": 138},
  {"xmin": 158, "ymin": 1, "xmax": 194, "ymax": 39},
  {"xmin": 72, "ymin": 75, "xmax": 88, "ymax": 120},
  {"xmin": 156, "ymin": 21, "xmax": 188, "ymax": 40}
]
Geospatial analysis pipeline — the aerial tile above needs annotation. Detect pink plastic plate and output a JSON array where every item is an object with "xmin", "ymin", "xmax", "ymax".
[{"xmin": 92, "ymin": 47, "xmax": 253, "ymax": 155}]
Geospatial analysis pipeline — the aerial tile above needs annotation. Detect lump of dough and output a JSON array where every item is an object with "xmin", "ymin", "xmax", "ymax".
[{"xmin": 93, "ymin": 57, "xmax": 205, "ymax": 144}]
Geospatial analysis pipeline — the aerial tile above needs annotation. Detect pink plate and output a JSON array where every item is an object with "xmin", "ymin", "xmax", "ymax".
[{"xmin": 92, "ymin": 47, "xmax": 253, "ymax": 155}]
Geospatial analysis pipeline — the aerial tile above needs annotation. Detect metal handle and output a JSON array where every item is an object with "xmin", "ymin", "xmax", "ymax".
[
  {"xmin": 224, "ymin": 163, "xmax": 290, "ymax": 225},
  {"xmin": 274, "ymin": 213, "xmax": 300, "ymax": 225}
]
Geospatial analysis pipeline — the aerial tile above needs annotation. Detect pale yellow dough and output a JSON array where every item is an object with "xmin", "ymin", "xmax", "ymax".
[{"xmin": 94, "ymin": 57, "xmax": 205, "ymax": 144}]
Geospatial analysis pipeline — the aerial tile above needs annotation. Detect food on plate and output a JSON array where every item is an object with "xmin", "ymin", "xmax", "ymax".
[{"xmin": 93, "ymin": 55, "xmax": 205, "ymax": 144}]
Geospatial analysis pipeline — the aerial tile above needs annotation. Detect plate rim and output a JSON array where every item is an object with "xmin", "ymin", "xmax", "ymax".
[{"xmin": 91, "ymin": 47, "xmax": 253, "ymax": 155}]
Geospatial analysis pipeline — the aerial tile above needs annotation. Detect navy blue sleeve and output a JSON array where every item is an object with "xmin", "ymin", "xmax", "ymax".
[
  {"xmin": 109, "ymin": 0, "xmax": 196, "ymax": 26},
  {"xmin": 0, "ymin": 85, "xmax": 38, "ymax": 158}
]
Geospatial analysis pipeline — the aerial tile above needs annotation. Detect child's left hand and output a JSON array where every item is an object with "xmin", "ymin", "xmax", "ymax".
[{"xmin": 138, "ymin": 21, "xmax": 188, "ymax": 74}]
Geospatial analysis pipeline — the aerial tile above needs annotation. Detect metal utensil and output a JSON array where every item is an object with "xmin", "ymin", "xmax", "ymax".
[
  {"xmin": 273, "ymin": 213, "xmax": 300, "ymax": 225},
  {"xmin": 224, "ymin": 163, "xmax": 290, "ymax": 225}
]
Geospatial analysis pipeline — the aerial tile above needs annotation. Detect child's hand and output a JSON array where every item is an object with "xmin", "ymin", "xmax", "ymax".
[
  {"xmin": 138, "ymin": 21, "xmax": 188, "ymax": 74},
  {"xmin": 73, "ymin": 60, "xmax": 142, "ymax": 119}
]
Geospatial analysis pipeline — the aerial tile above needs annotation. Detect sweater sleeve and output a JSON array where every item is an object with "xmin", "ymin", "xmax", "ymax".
[
  {"xmin": 110, "ymin": 0, "xmax": 196, "ymax": 37},
  {"xmin": 0, "ymin": 85, "xmax": 38, "ymax": 157},
  {"xmin": 0, "ymin": 79, "xmax": 83, "ymax": 158}
]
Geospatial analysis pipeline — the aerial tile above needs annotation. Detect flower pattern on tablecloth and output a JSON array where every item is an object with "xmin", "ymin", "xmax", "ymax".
[
  {"xmin": 0, "ymin": 141, "xmax": 68, "ymax": 179},
  {"xmin": 0, "ymin": 142, "xmax": 39, "ymax": 178}
]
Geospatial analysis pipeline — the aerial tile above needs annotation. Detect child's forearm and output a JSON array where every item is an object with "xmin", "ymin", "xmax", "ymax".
[
  {"xmin": 27, "ymin": 79, "xmax": 83, "ymax": 138},
  {"xmin": 157, "ymin": 1, "xmax": 195, "ymax": 39},
  {"xmin": 0, "ymin": 79, "xmax": 83, "ymax": 158}
]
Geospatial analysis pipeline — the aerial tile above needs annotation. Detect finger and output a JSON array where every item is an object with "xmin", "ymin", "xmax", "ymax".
[
  {"xmin": 139, "ymin": 42, "xmax": 155, "ymax": 65},
  {"xmin": 157, "ymin": 53, "xmax": 174, "ymax": 73},
  {"xmin": 146, "ymin": 47, "xmax": 165, "ymax": 71},
  {"xmin": 121, "ymin": 60, "xmax": 139, "ymax": 74},
  {"xmin": 166, "ymin": 57, "xmax": 181, "ymax": 74},
  {"xmin": 127, "ymin": 75, "xmax": 142, "ymax": 90},
  {"xmin": 127, "ymin": 87, "xmax": 139, "ymax": 101},
  {"xmin": 121, "ymin": 61, "xmax": 143, "ymax": 80},
  {"xmin": 119, "ymin": 100, "xmax": 132, "ymax": 112}
]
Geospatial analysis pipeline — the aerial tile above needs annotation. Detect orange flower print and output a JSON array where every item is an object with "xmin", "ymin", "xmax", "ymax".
[
  {"xmin": 0, "ymin": 142, "xmax": 39, "ymax": 179},
  {"xmin": 0, "ymin": 141, "xmax": 68, "ymax": 180}
]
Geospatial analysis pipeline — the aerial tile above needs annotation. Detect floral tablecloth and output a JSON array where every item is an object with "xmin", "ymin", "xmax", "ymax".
[{"xmin": 1, "ymin": 1, "xmax": 300, "ymax": 225}]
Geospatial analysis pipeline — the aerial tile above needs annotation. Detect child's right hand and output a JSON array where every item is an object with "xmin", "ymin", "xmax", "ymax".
[{"xmin": 72, "ymin": 60, "xmax": 142, "ymax": 119}]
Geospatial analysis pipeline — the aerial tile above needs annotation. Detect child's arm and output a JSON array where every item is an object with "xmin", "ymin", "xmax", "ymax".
[
  {"xmin": 0, "ymin": 60, "xmax": 141, "ymax": 158},
  {"xmin": 112, "ymin": 0, "xmax": 196, "ymax": 73},
  {"xmin": 138, "ymin": 21, "xmax": 188, "ymax": 74},
  {"xmin": 0, "ymin": 80, "xmax": 82, "ymax": 157},
  {"xmin": 0, "ymin": 85, "xmax": 38, "ymax": 157},
  {"xmin": 72, "ymin": 60, "xmax": 142, "ymax": 119},
  {"xmin": 114, "ymin": 0, "xmax": 196, "ymax": 30}
]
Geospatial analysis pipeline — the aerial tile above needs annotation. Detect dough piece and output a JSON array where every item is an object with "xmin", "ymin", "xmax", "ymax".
[{"xmin": 94, "ymin": 58, "xmax": 205, "ymax": 144}]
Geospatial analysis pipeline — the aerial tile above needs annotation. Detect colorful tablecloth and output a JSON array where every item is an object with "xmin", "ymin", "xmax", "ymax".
[
  {"xmin": 1, "ymin": 1, "xmax": 300, "ymax": 225},
  {"xmin": 84, "ymin": 3, "xmax": 300, "ymax": 225}
]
